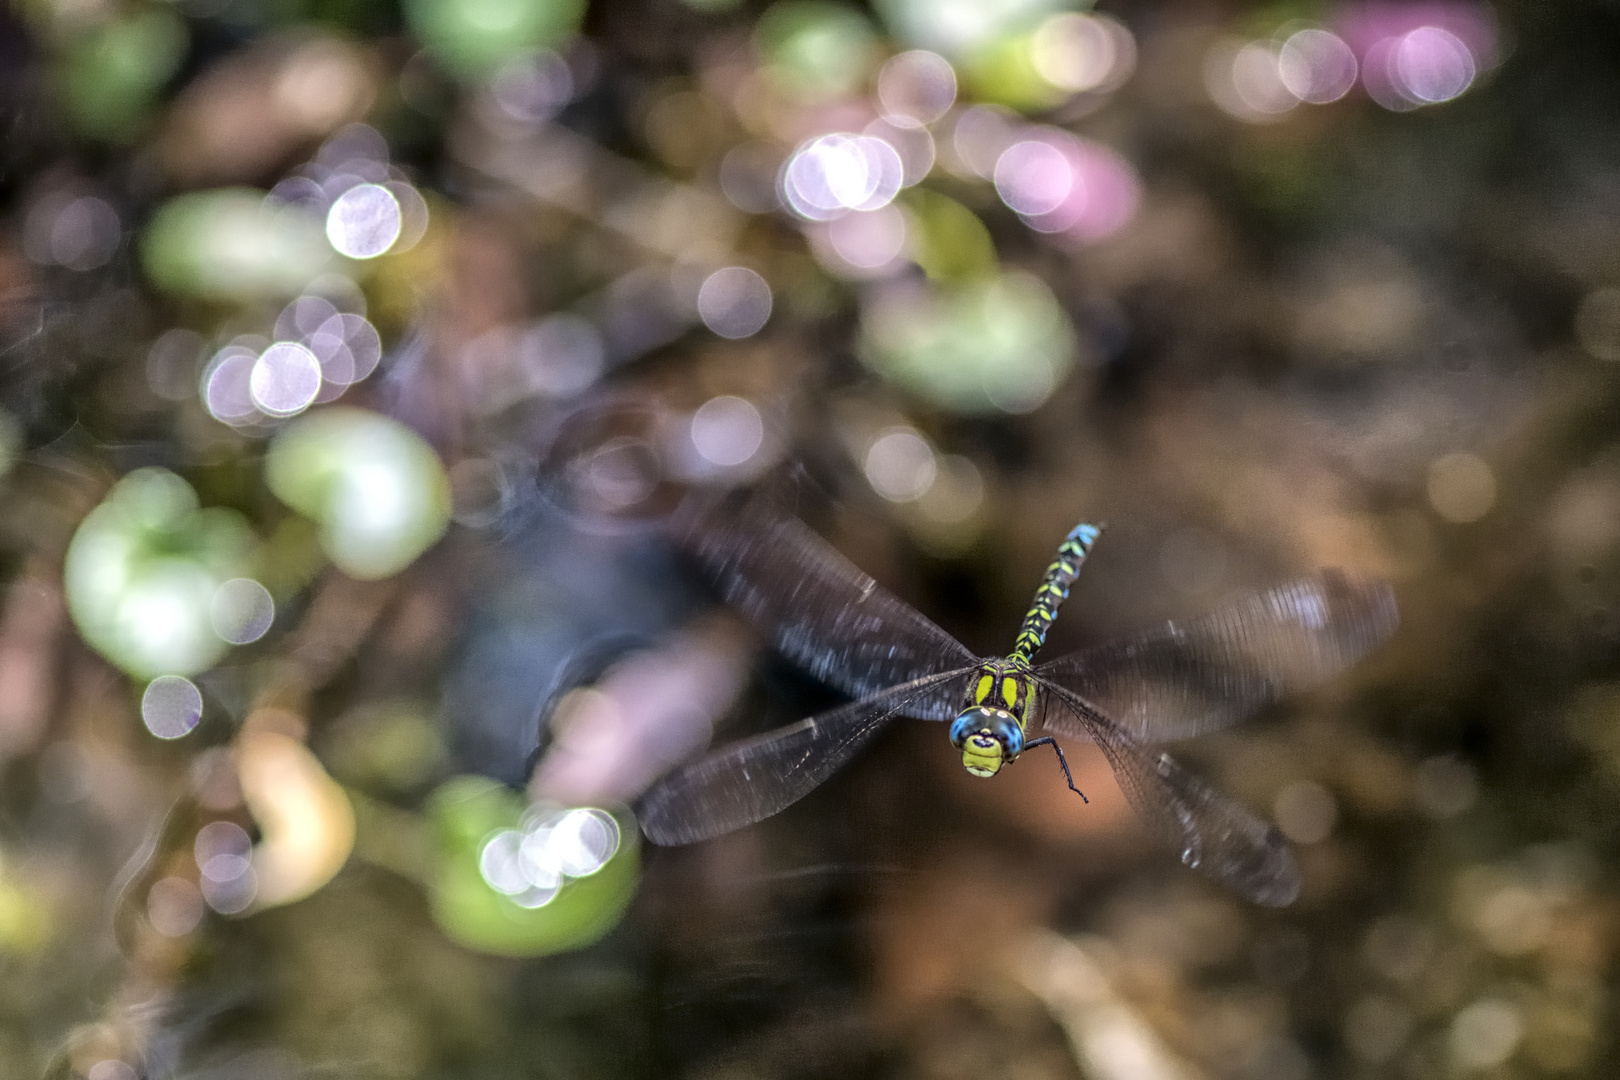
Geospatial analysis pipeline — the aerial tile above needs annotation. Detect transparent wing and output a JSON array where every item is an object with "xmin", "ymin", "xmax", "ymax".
[
  {"xmin": 1037, "ymin": 678, "xmax": 1301, "ymax": 907},
  {"xmin": 1036, "ymin": 571, "xmax": 1397, "ymax": 742},
  {"xmin": 638, "ymin": 669, "xmax": 973, "ymax": 845},
  {"xmin": 676, "ymin": 495, "xmax": 976, "ymax": 716}
]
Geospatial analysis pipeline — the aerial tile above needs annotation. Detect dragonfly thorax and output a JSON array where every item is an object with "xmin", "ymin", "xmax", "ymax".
[{"xmin": 949, "ymin": 661, "xmax": 1038, "ymax": 776}]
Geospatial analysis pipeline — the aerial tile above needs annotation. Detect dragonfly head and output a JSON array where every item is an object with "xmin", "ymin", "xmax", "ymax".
[{"xmin": 949, "ymin": 707, "xmax": 1024, "ymax": 778}]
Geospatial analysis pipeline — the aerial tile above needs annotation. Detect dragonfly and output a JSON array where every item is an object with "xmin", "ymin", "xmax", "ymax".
[{"xmin": 637, "ymin": 498, "xmax": 1398, "ymax": 906}]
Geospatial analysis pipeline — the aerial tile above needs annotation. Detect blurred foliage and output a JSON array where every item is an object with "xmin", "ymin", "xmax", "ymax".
[
  {"xmin": 265, "ymin": 408, "xmax": 451, "ymax": 579},
  {"xmin": 143, "ymin": 190, "xmax": 335, "ymax": 301},
  {"xmin": 0, "ymin": 0, "xmax": 1616, "ymax": 1078},
  {"xmin": 64, "ymin": 468, "xmax": 258, "ymax": 678}
]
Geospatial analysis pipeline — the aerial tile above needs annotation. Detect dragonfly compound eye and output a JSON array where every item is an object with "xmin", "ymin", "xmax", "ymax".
[
  {"xmin": 985, "ymin": 712, "xmax": 1024, "ymax": 757},
  {"xmin": 948, "ymin": 709, "xmax": 987, "ymax": 748}
]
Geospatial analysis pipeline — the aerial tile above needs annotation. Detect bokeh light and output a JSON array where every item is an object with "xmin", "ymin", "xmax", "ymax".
[
  {"xmin": 1449, "ymin": 998, "xmax": 1522, "ymax": 1069},
  {"xmin": 690, "ymin": 396, "xmax": 765, "ymax": 468},
  {"xmin": 1340, "ymin": 3, "xmax": 1498, "ymax": 111},
  {"xmin": 432, "ymin": 778, "xmax": 637, "ymax": 956},
  {"xmin": 1427, "ymin": 451, "xmax": 1496, "ymax": 523},
  {"xmin": 1207, "ymin": 7, "xmax": 1497, "ymax": 117},
  {"xmin": 1029, "ymin": 13, "xmax": 1135, "ymax": 95},
  {"xmin": 523, "ymin": 313, "xmax": 606, "ymax": 397},
  {"xmin": 210, "ymin": 578, "xmax": 275, "ymax": 645},
  {"xmin": 326, "ymin": 183, "xmax": 403, "ymax": 259},
  {"xmin": 308, "ymin": 312, "xmax": 384, "ymax": 393},
  {"xmin": 195, "ymin": 821, "xmax": 257, "ymax": 914},
  {"xmin": 1390, "ymin": 26, "xmax": 1477, "ymax": 104},
  {"xmin": 992, "ymin": 129, "xmax": 1140, "ymax": 240},
  {"xmin": 146, "ymin": 876, "xmax": 205, "ymax": 938},
  {"xmin": 875, "ymin": 50, "xmax": 957, "ymax": 126},
  {"xmin": 719, "ymin": 143, "xmax": 784, "ymax": 214},
  {"xmin": 541, "ymin": 808, "xmax": 621, "ymax": 876},
  {"xmin": 203, "ymin": 344, "xmax": 261, "ymax": 425},
  {"xmin": 141, "ymin": 675, "xmax": 203, "ymax": 740},
  {"xmin": 1277, "ymin": 28, "xmax": 1359, "ymax": 104},
  {"xmin": 947, "ymin": 105, "xmax": 1018, "ymax": 179},
  {"xmin": 696, "ymin": 266, "xmax": 772, "ymax": 339},
  {"xmin": 994, "ymin": 139, "xmax": 1073, "ymax": 217},
  {"xmin": 22, "ymin": 194, "xmax": 122, "ymax": 271},
  {"xmin": 915, "ymin": 453, "xmax": 985, "ymax": 527},
  {"xmin": 489, "ymin": 50, "xmax": 575, "ymax": 126},
  {"xmin": 865, "ymin": 427, "xmax": 937, "ymax": 502},
  {"xmin": 863, "ymin": 118, "xmax": 934, "ymax": 187},
  {"xmin": 1207, "ymin": 39, "xmax": 1300, "ymax": 121},
  {"xmin": 479, "ymin": 828, "xmax": 545, "ymax": 901},
  {"xmin": 145, "ymin": 328, "xmax": 204, "ymax": 402},
  {"xmin": 249, "ymin": 342, "xmax": 323, "ymax": 417},
  {"xmin": 782, "ymin": 134, "xmax": 905, "ymax": 221},
  {"xmin": 1273, "ymin": 780, "xmax": 1338, "ymax": 843},
  {"xmin": 809, "ymin": 204, "xmax": 909, "ymax": 279}
]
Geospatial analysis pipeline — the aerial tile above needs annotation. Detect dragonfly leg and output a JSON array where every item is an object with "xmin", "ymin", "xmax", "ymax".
[{"xmin": 1025, "ymin": 736, "xmax": 1088, "ymax": 803}]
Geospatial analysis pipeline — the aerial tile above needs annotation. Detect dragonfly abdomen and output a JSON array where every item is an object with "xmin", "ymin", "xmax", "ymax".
[{"xmin": 1011, "ymin": 523, "xmax": 1101, "ymax": 662}]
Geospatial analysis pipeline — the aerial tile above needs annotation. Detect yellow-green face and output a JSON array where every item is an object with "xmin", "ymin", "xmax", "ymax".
[{"xmin": 961, "ymin": 732, "xmax": 1006, "ymax": 777}]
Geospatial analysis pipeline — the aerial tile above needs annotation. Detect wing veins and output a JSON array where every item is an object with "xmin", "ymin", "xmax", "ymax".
[
  {"xmin": 1035, "ymin": 677, "xmax": 1301, "ymax": 907},
  {"xmin": 1035, "ymin": 571, "xmax": 1397, "ymax": 743},
  {"xmin": 638, "ymin": 668, "xmax": 973, "ymax": 845},
  {"xmin": 678, "ymin": 497, "xmax": 977, "ymax": 702}
]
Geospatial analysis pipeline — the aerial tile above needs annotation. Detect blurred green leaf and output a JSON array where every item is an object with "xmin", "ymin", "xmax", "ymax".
[
  {"xmin": 961, "ymin": 28, "xmax": 1068, "ymax": 111},
  {"xmin": 859, "ymin": 270, "xmax": 1076, "ymax": 414},
  {"xmin": 873, "ymin": 0, "xmax": 1075, "ymax": 61},
  {"xmin": 59, "ymin": 9, "xmax": 188, "ymax": 139},
  {"xmin": 903, "ymin": 189, "xmax": 998, "ymax": 284},
  {"xmin": 425, "ymin": 777, "xmax": 639, "ymax": 957},
  {"xmin": 64, "ymin": 469, "xmax": 259, "ymax": 678},
  {"xmin": 402, "ymin": 0, "xmax": 586, "ymax": 79},
  {"xmin": 325, "ymin": 701, "xmax": 447, "ymax": 793},
  {"xmin": 266, "ymin": 408, "xmax": 452, "ymax": 581},
  {"xmin": 755, "ymin": 1, "xmax": 880, "ymax": 98},
  {"xmin": 142, "ymin": 189, "xmax": 334, "ymax": 301}
]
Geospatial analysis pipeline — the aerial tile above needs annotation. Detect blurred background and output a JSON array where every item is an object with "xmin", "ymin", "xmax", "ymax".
[{"xmin": 0, "ymin": 0, "xmax": 1617, "ymax": 1076}]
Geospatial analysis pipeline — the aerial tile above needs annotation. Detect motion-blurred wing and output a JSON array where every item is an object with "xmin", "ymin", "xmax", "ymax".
[
  {"xmin": 1036, "ymin": 571, "xmax": 1397, "ymax": 742},
  {"xmin": 677, "ymin": 496, "xmax": 976, "ymax": 716},
  {"xmin": 1038, "ymin": 679, "xmax": 1300, "ymax": 906},
  {"xmin": 638, "ymin": 669, "xmax": 973, "ymax": 845}
]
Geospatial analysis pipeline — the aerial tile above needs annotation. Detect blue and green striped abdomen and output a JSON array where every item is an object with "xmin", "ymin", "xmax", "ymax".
[{"xmin": 1010, "ymin": 523, "xmax": 1100, "ymax": 663}]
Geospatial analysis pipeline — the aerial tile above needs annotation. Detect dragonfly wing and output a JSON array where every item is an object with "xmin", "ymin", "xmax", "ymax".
[
  {"xmin": 638, "ymin": 669, "xmax": 972, "ymax": 845},
  {"xmin": 1037, "ymin": 678, "xmax": 1301, "ymax": 906},
  {"xmin": 1036, "ymin": 571, "xmax": 1397, "ymax": 742},
  {"xmin": 677, "ymin": 495, "xmax": 976, "ymax": 714}
]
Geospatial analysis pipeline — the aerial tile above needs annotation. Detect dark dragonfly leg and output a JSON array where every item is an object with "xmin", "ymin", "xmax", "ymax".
[
  {"xmin": 1025, "ymin": 736, "xmax": 1088, "ymax": 803},
  {"xmin": 1010, "ymin": 523, "xmax": 1102, "ymax": 663}
]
